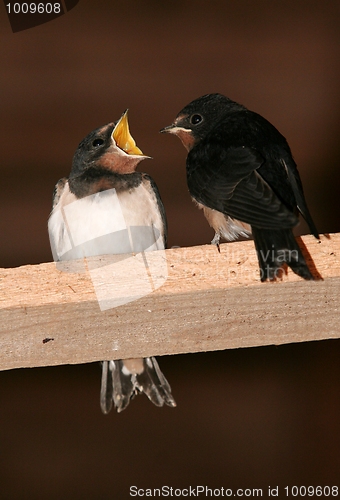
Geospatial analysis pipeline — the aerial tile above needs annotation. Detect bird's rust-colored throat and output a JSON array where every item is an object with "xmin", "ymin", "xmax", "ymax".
[{"xmin": 161, "ymin": 116, "xmax": 196, "ymax": 152}]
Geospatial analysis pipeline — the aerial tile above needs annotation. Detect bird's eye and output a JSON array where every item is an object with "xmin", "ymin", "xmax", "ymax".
[
  {"xmin": 190, "ymin": 114, "xmax": 203, "ymax": 125},
  {"xmin": 92, "ymin": 138, "xmax": 104, "ymax": 147}
]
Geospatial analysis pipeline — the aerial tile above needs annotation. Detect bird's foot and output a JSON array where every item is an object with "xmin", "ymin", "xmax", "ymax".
[{"xmin": 211, "ymin": 233, "xmax": 221, "ymax": 253}]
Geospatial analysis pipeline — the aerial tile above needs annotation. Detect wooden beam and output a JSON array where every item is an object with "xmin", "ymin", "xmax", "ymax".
[{"xmin": 1, "ymin": 234, "xmax": 339, "ymax": 371}]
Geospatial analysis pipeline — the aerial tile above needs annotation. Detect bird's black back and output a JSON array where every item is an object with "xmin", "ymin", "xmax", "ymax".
[{"xmin": 187, "ymin": 106, "xmax": 318, "ymax": 237}]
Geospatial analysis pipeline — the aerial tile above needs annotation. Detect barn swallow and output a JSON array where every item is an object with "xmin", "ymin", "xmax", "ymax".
[
  {"xmin": 48, "ymin": 111, "xmax": 176, "ymax": 412},
  {"xmin": 161, "ymin": 93, "xmax": 320, "ymax": 281}
]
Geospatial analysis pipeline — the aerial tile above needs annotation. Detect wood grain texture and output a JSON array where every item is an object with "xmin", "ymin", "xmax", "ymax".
[{"xmin": 0, "ymin": 234, "xmax": 339, "ymax": 371}]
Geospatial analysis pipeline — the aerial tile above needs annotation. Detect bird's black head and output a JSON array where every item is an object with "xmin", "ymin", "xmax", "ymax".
[
  {"xmin": 70, "ymin": 111, "xmax": 147, "ymax": 181},
  {"xmin": 161, "ymin": 93, "xmax": 245, "ymax": 150},
  {"xmin": 70, "ymin": 123, "xmax": 115, "ymax": 178}
]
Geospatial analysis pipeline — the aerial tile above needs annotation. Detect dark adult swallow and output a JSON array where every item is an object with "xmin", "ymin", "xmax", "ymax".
[{"xmin": 161, "ymin": 93, "xmax": 320, "ymax": 281}]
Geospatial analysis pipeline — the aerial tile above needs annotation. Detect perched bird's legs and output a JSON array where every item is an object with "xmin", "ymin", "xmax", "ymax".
[{"xmin": 211, "ymin": 232, "xmax": 221, "ymax": 253}]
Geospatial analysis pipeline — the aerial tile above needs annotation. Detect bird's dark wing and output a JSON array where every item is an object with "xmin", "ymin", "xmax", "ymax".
[
  {"xmin": 142, "ymin": 173, "xmax": 168, "ymax": 248},
  {"xmin": 187, "ymin": 145, "xmax": 299, "ymax": 229},
  {"xmin": 51, "ymin": 177, "xmax": 68, "ymax": 210},
  {"xmin": 281, "ymin": 159, "xmax": 319, "ymax": 238}
]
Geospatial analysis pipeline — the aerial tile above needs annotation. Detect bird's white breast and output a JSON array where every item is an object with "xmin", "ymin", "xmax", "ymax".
[
  {"xmin": 48, "ymin": 181, "xmax": 165, "ymax": 262},
  {"xmin": 196, "ymin": 202, "xmax": 252, "ymax": 241}
]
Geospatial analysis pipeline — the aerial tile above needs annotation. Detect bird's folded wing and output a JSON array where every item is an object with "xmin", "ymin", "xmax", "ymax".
[
  {"xmin": 188, "ymin": 145, "xmax": 299, "ymax": 229},
  {"xmin": 281, "ymin": 159, "xmax": 319, "ymax": 238}
]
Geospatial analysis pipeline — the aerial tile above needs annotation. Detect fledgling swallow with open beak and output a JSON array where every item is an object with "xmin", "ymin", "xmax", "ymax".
[
  {"xmin": 48, "ymin": 111, "xmax": 176, "ymax": 413},
  {"xmin": 161, "ymin": 93, "xmax": 320, "ymax": 281}
]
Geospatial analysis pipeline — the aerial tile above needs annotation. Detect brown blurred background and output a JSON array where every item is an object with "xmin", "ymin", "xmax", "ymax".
[{"xmin": 1, "ymin": 1, "xmax": 340, "ymax": 498}]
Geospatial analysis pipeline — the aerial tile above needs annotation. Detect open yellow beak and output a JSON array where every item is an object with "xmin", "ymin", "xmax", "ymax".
[{"xmin": 112, "ymin": 110, "xmax": 144, "ymax": 156}]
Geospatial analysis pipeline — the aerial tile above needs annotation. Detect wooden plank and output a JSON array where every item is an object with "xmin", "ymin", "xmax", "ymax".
[{"xmin": 0, "ymin": 234, "xmax": 339, "ymax": 371}]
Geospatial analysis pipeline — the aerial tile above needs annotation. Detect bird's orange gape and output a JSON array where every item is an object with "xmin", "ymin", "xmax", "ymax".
[{"xmin": 112, "ymin": 109, "xmax": 144, "ymax": 156}]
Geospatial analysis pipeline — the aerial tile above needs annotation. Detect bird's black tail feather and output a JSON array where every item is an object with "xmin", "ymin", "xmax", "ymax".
[
  {"xmin": 252, "ymin": 227, "xmax": 315, "ymax": 281},
  {"xmin": 100, "ymin": 357, "xmax": 176, "ymax": 414}
]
